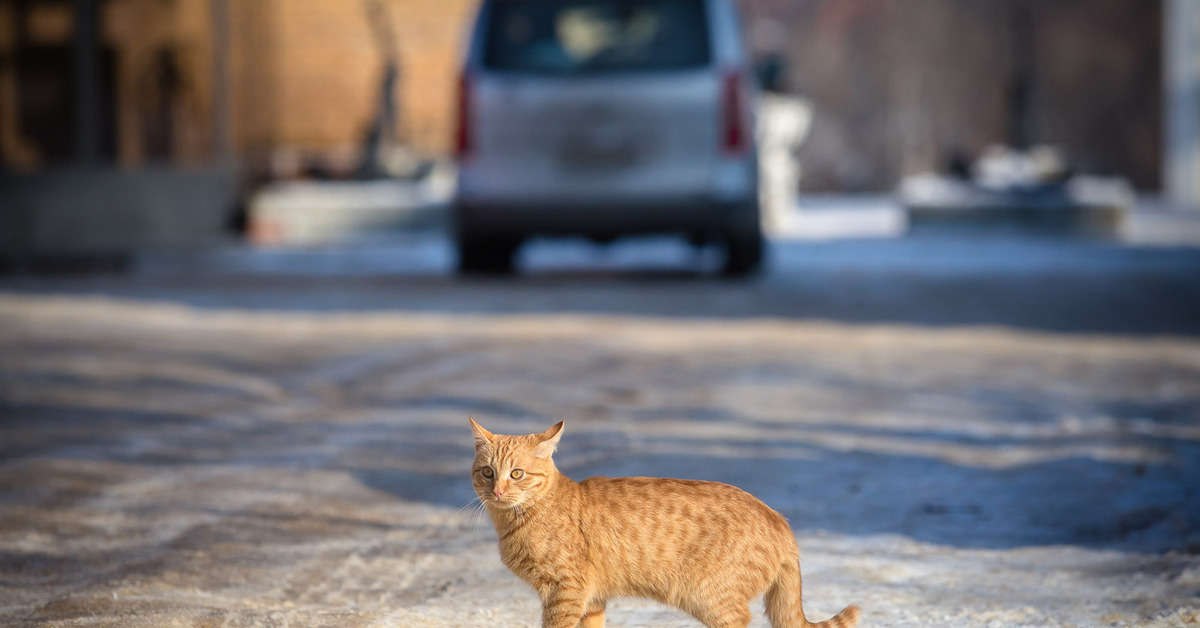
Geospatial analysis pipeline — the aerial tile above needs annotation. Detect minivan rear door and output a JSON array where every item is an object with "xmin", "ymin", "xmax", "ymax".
[{"xmin": 468, "ymin": 0, "xmax": 720, "ymax": 204}]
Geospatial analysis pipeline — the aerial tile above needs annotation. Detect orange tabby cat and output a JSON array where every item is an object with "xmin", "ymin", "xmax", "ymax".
[{"xmin": 469, "ymin": 417, "xmax": 861, "ymax": 628}]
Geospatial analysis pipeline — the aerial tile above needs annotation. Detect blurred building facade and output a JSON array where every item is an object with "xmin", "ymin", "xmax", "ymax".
[
  {"xmin": 0, "ymin": 0, "xmax": 472, "ymax": 176},
  {"xmin": 742, "ymin": 0, "xmax": 1165, "ymax": 193},
  {"xmin": 0, "ymin": 0, "xmax": 1191, "ymax": 197}
]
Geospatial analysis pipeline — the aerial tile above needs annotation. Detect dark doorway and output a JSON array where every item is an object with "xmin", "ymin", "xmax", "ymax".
[{"xmin": 12, "ymin": 0, "xmax": 117, "ymax": 165}]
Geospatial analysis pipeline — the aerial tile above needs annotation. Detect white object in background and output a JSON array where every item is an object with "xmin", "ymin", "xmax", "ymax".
[{"xmin": 758, "ymin": 93, "xmax": 812, "ymax": 235}]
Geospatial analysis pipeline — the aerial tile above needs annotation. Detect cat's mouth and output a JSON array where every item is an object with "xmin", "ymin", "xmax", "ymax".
[{"xmin": 484, "ymin": 494, "xmax": 520, "ymax": 509}]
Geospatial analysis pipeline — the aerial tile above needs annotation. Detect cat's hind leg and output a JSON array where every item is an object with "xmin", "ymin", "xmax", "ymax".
[{"xmin": 578, "ymin": 599, "xmax": 606, "ymax": 628}]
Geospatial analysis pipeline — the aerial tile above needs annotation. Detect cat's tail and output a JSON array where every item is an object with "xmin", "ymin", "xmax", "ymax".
[{"xmin": 764, "ymin": 558, "xmax": 861, "ymax": 628}]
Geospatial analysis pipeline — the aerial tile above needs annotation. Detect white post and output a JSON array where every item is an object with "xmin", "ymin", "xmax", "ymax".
[{"xmin": 1165, "ymin": 0, "xmax": 1200, "ymax": 209}]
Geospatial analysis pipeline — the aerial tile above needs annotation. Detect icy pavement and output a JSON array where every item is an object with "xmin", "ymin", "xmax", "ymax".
[
  {"xmin": 3, "ymin": 225, "xmax": 1192, "ymax": 336},
  {"xmin": 1, "ymin": 223, "xmax": 1200, "ymax": 627},
  {"xmin": 129, "ymin": 193, "xmax": 1200, "ymax": 279}
]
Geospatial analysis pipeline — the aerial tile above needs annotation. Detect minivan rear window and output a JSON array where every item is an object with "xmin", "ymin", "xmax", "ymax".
[{"xmin": 483, "ymin": 0, "xmax": 710, "ymax": 74}]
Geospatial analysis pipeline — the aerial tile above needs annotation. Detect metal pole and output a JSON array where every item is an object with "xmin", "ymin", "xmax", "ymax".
[
  {"xmin": 1165, "ymin": 0, "xmax": 1200, "ymax": 208},
  {"xmin": 210, "ymin": 0, "xmax": 234, "ymax": 164},
  {"xmin": 73, "ymin": 0, "xmax": 99, "ymax": 164},
  {"xmin": 1006, "ymin": 0, "xmax": 1034, "ymax": 151}
]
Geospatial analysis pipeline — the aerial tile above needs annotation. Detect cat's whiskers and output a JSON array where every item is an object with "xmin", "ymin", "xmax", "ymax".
[
  {"xmin": 452, "ymin": 497, "xmax": 479, "ymax": 517},
  {"xmin": 469, "ymin": 500, "xmax": 489, "ymax": 537},
  {"xmin": 450, "ymin": 496, "xmax": 485, "ymax": 527},
  {"xmin": 447, "ymin": 494, "xmax": 494, "ymax": 543}
]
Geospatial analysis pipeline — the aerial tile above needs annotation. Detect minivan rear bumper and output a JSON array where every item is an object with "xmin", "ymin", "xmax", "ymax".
[{"xmin": 455, "ymin": 197, "xmax": 756, "ymax": 240}]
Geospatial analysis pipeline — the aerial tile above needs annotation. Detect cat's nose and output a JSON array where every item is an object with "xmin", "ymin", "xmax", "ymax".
[{"xmin": 493, "ymin": 487, "xmax": 504, "ymax": 498}]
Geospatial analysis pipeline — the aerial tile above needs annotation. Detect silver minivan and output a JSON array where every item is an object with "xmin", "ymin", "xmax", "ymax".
[{"xmin": 454, "ymin": 0, "xmax": 763, "ymax": 274}]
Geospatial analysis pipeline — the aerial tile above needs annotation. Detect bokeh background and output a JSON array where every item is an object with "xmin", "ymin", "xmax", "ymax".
[
  {"xmin": 2, "ymin": 3, "xmax": 1200, "ymax": 627},
  {"xmin": 0, "ymin": 0, "xmax": 1198, "ymax": 260}
]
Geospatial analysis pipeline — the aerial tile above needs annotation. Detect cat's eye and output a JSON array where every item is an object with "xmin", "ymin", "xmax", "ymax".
[
  {"xmin": 480, "ymin": 467, "xmax": 494, "ymax": 478},
  {"xmin": 510, "ymin": 469, "xmax": 524, "ymax": 479}
]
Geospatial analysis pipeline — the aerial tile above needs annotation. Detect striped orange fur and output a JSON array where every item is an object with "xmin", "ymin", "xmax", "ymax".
[{"xmin": 469, "ymin": 418, "xmax": 862, "ymax": 628}]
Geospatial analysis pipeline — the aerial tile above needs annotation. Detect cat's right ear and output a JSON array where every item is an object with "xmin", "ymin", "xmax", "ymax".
[{"xmin": 468, "ymin": 416, "xmax": 493, "ymax": 453}]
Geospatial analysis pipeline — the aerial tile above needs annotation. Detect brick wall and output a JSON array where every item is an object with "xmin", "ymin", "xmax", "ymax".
[
  {"xmin": 0, "ymin": 0, "xmax": 475, "ymax": 172},
  {"xmin": 231, "ymin": 0, "xmax": 476, "ymax": 173}
]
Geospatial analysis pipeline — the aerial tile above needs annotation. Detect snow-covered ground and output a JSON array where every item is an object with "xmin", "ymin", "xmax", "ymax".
[{"xmin": 1, "ymin": 205, "xmax": 1199, "ymax": 627}]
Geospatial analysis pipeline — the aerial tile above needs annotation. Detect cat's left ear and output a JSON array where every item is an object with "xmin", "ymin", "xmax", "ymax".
[{"xmin": 532, "ymin": 421, "xmax": 564, "ymax": 459}]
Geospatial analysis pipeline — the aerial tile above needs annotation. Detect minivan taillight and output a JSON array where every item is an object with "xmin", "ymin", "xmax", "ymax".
[
  {"xmin": 721, "ymin": 70, "xmax": 746, "ymax": 155},
  {"xmin": 455, "ymin": 73, "xmax": 472, "ymax": 159}
]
